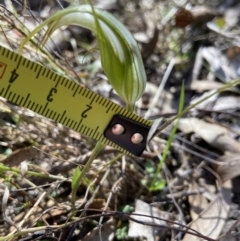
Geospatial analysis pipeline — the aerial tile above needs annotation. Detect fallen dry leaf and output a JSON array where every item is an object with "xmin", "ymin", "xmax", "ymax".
[
  {"xmin": 0, "ymin": 146, "xmax": 39, "ymax": 167},
  {"xmin": 190, "ymin": 80, "xmax": 225, "ymax": 93},
  {"xmin": 211, "ymin": 96, "xmax": 240, "ymax": 111},
  {"xmin": 183, "ymin": 180, "xmax": 232, "ymax": 241},
  {"xmin": 178, "ymin": 118, "xmax": 240, "ymax": 154},
  {"xmin": 215, "ymin": 154, "xmax": 240, "ymax": 182},
  {"xmin": 188, "ymin": 184, "xmax": 209, "ymax": 221},
  {"xmin": 175, "ymin": 6, "xmax": 221, "ymax": 28},
  {"xmin": 81, "ymin": 219, "xmax": 115, "ymax": 241},
  {"xmin": 128, "ymin": 199, "xmax": 172, "ymax": 241},
  {"xmin": 175, "ymin": 8, "xmax": 194, "ymax": 28}
]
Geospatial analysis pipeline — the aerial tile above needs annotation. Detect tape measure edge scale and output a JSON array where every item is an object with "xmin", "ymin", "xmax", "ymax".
[{"xmin": 0, "ymin": 45, "xmax": 152, "ymax": 156}]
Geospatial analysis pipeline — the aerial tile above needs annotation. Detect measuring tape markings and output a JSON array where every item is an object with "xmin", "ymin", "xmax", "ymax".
[{"xmin": 0, "ymin": 46, "xmax": 152, "ymax": 156}]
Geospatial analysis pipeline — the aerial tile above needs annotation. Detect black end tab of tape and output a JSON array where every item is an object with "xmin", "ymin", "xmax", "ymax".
[{"xmin": 104, "ymin": 115, "xmax": 150, "ymax": 156}]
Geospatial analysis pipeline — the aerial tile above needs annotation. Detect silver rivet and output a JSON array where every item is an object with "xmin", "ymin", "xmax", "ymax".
[
  {"xmin": 112, "ymin": 124, "xmax": 125, "ymax": 135},
  {"xmin": 131, "ymin": 133, "xmax": 144, "ymax": 144}
]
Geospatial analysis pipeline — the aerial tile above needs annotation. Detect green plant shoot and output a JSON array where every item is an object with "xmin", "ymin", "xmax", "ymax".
[
  {"xmin": 18, "ymin": 4, "xmax": 146, "ymax": 109},
  {"xmin": 150, "ymin": 82, "xmax": 185, "ymax": 191},
  {"xmin": 71, "ymin": 166, "xmax": 81, "ymax": 191}
]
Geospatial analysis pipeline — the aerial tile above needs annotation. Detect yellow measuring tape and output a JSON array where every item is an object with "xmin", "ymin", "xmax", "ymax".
[{"xmin": 0, "ymin": 46, "xmax": 152, "ymax": 156}]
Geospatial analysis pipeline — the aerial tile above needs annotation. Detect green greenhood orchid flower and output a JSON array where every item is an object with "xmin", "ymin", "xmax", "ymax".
[{"xmin": 19, "ymin": 5, "xmax": 146, "ymax": 108}]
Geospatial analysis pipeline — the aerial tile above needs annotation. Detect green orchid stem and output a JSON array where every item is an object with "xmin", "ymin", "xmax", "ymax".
[
  {"xmin": 126, "ymin": 103, "xmax": 134, "ymax": 112},
  {"xmin": 71, "ymin": 141, "xmax": 105, "ymax": 208}
]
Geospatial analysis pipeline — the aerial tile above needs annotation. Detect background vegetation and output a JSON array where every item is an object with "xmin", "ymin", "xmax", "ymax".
[{"xmin": 0, "ymin": 0, "xmax": 240, "ymax": 240}]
